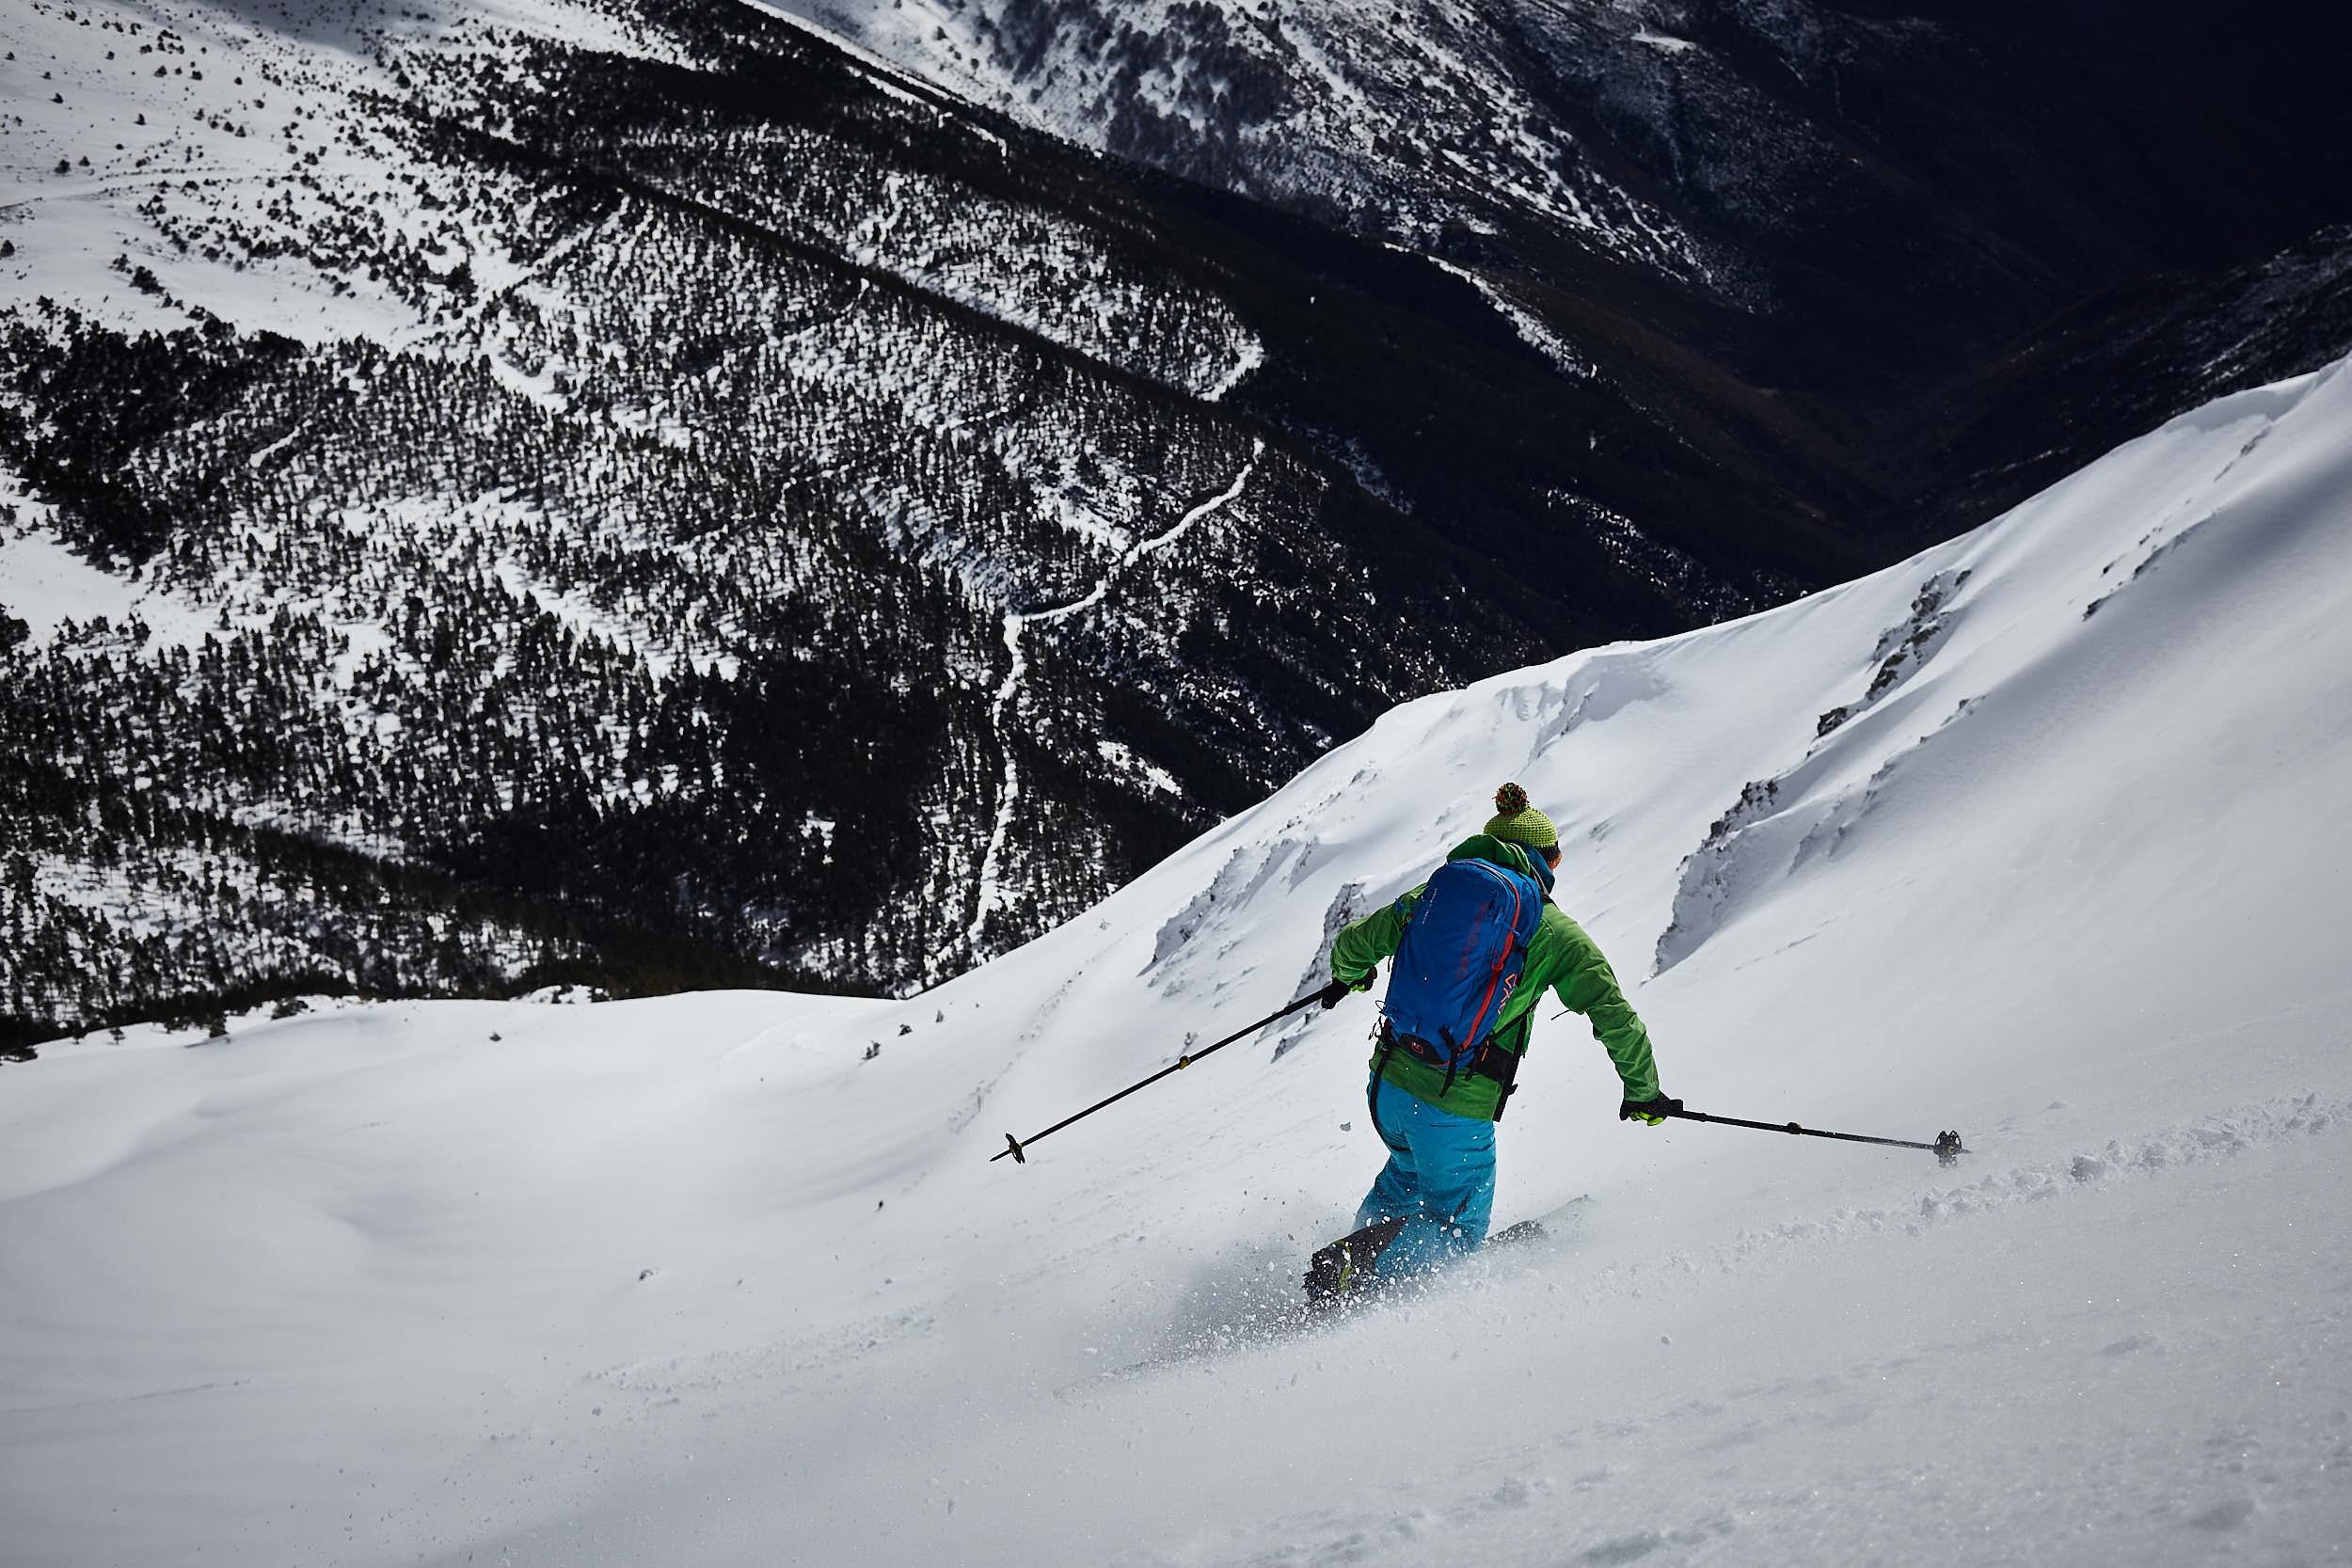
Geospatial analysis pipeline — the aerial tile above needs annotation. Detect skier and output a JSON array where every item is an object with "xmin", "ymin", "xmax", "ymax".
[{"xmin": 1307, "ymin": 783, "xmax": 1677, "ymax": 1300}]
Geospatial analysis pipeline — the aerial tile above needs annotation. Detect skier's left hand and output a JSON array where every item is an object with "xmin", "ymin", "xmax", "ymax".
[
  {"xmin": 1619, "ymin": 1094, "xmax": 1683, "ymax": 1125},
  {"xmin": 1320, "ymin": 968, "xmax": 1375, "ymax": 1008}
]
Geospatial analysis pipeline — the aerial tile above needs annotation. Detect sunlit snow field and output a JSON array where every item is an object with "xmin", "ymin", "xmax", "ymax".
[{"xmin": 5, "ymin": 360, "xmax": 2351, "ymax": 1564}]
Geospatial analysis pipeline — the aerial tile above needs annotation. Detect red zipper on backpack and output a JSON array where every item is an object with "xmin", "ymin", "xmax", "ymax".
[{"xmin": 1456, "ymin": 863, "xmax": 1525, "ymax": 1053}]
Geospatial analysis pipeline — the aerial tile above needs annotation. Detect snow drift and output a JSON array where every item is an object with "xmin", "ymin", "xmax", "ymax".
[{"xmin": 6, "ymin": 357, "xmax": 2352, "ymax": 1564}]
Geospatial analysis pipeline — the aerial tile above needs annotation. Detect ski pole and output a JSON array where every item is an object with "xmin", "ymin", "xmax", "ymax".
[
  {"xmin": 993, "ymin": 983, "xmax": 1346, "ymax": 1164},
  {"xmin": 1659, "ymin": 1106, "xmax": 1966, "ymax": 1166}
]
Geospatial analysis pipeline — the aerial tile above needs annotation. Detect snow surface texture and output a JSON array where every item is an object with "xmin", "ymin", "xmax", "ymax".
[{"xmin": 8, "ymin": 360, "xmax": 2352, "ymax": 1562}]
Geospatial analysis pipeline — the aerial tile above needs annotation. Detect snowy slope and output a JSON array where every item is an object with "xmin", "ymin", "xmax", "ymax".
[
  {"xmin": 7, "ymin": 356, "xmax": 2352, "ymax": 1563},
  {"xmin": 0, "ymin": 0, "xmax": 680, "ymax": 343}
]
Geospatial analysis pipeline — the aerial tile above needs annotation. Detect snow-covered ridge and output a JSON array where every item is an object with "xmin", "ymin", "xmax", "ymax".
[
  {"xmin": 750, "ymin": 0, "xmax": 1717, "ymax": 281},
  {"xmin": 8, "ymin": 349, "xmax": 2352, "ymax": 1560}
]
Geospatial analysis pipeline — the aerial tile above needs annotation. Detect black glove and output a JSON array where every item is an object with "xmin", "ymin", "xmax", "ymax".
[
  {"xmin": 1319, "ymin": 968, "xmax": 1375, "ymax": 1009},
  {"xmin": 1619, "ymin": 1094, "xmax": 1684, "ymax": 1125}
]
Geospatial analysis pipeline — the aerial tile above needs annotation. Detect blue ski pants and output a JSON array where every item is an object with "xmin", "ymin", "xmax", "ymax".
[{"xmin": 1355, "ymin": 1070, "xmax": 1496, "ymax": 1279}]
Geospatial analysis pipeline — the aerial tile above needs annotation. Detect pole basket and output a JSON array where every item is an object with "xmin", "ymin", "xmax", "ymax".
[{"xmin": 1934, "ymin": 1130, "xmax": 1965, "ymax": 1167}]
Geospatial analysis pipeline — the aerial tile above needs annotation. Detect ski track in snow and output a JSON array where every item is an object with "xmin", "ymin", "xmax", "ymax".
[
  {"xmin": 1113, "ymin": 1098, "xmax": 2352, "ymax": 1568},
  {"xmin": 1670, "ymin": 1089, "xmax": 2349, "ymax": 1275},
  {"xmin": 1057, "ymin": 1090, "xmax": 2352, "ymax": 1399},
  {"xmin": 966, "ymin": 443, "xmax": 1263, "ymax": 951}
]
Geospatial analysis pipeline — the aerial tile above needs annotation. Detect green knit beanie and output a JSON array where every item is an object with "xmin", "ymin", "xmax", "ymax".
[{"xmin": 1484, "ymin": 782, "xmax": 1558, "ymax": 850}]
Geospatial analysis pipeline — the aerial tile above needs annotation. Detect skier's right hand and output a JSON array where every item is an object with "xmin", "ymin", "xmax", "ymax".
[
  {"xmin": 1320, "ymin": 968, "xmax": 1375, "ymax": 1008},
  {"xmin": 1619, "ymin": 1094, "xmax": 1683, "ymax": 1125}
]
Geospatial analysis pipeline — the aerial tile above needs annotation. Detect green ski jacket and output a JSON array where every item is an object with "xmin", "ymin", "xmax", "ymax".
[{"xmin": 1329, "ymin": 834, "xmax": 1661, "ymax": 1121}]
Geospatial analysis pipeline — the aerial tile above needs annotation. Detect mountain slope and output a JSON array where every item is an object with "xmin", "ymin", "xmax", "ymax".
[
  {"xmin": 1, "ymin": 0, "xmax": 1830, "ymax": 1037},
  {"xmin": 1898, "ymin": 220, "xmax": 2352, "ymax": 541},
  {"xmin": 9, "ymin": 0, "xmax": 2350, "ymax": 1037},
  {"xmin": 768, "ymin": 0, "xmax": 2352, "ymax": 538},
  {"xmin": 6, "ymin": 353, "xmax": 2349, "ymax": 1562}
]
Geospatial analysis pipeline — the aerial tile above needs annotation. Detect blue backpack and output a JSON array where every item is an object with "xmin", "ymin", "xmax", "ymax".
[{"xmin": 1382, "ymin": 855, "xmax": 1545, "ymax": 1089}]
